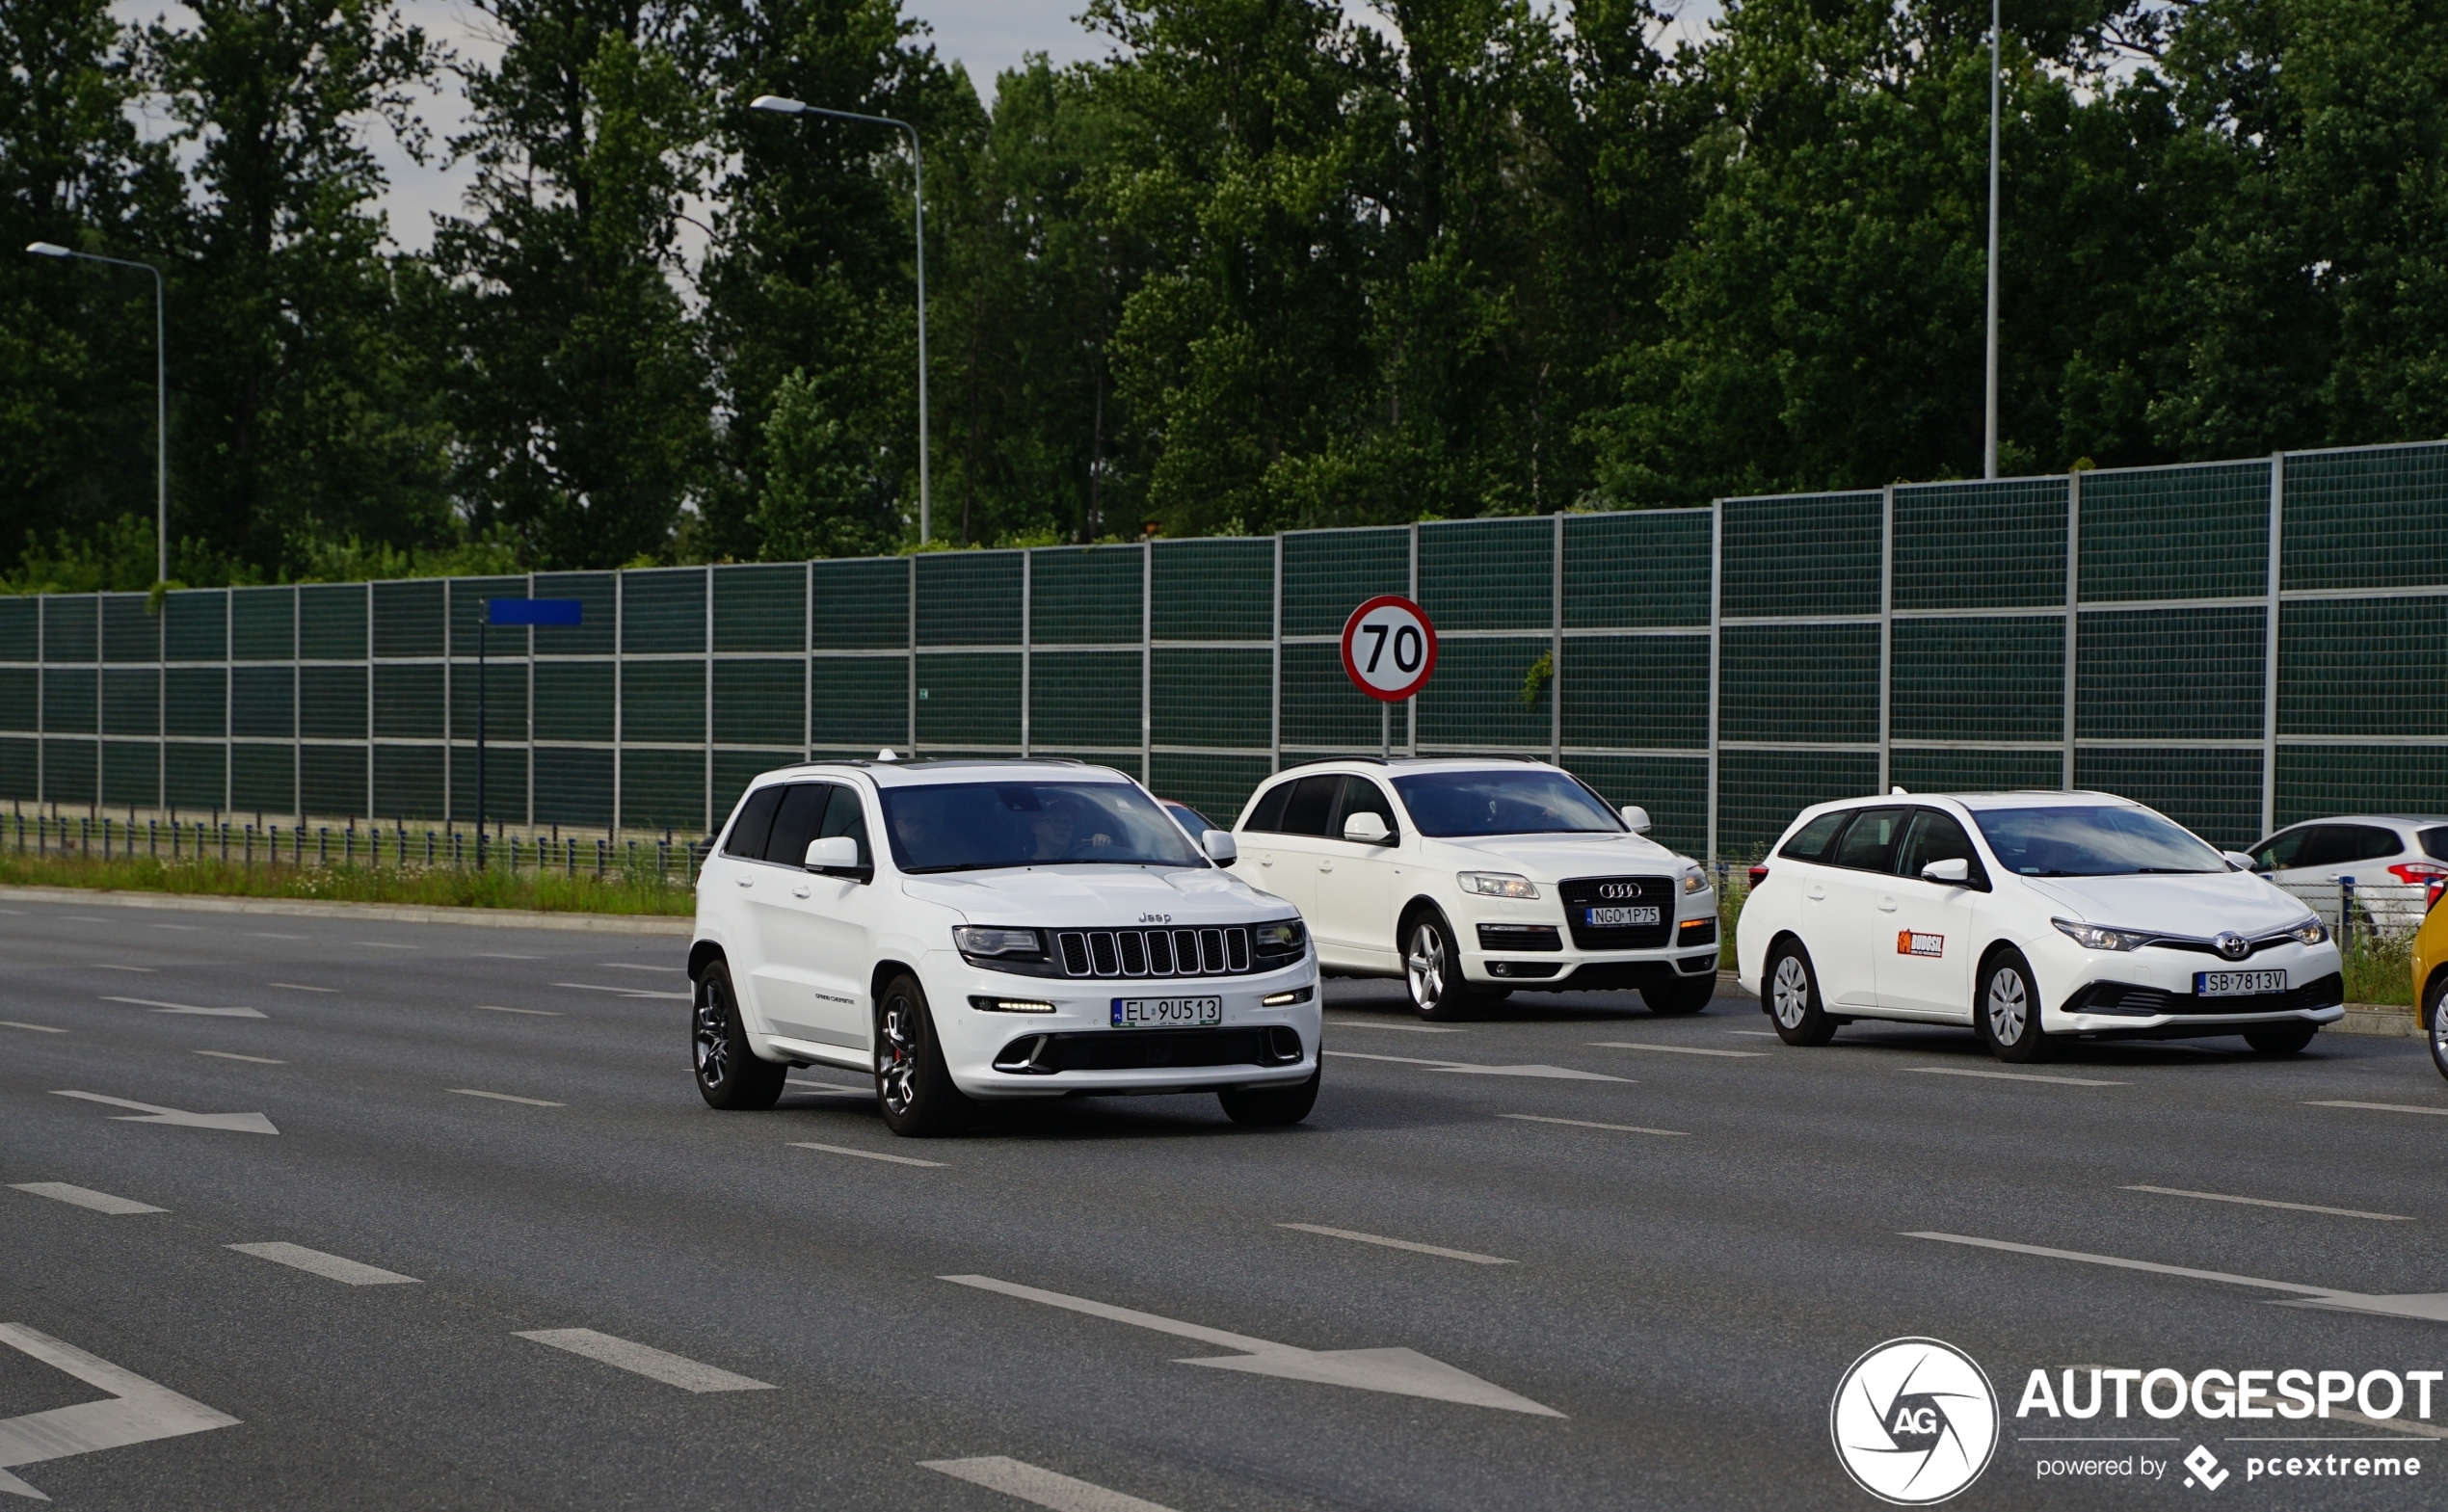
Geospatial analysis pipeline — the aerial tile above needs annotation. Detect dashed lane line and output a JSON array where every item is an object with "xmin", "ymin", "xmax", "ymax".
[
  {"xmin": 2120, "ymin": 1184, "xmax": 2410, "ymax": 1221},
  {"xmin": 595, "ymin": 963, "xmax": 685, "ymax": 972},
  {"xmin": 226, "ymin": 1242, "xmax": 419, "ymax": 1286},
  {"xmin": 148, "ymin": 924, "xmax": 202, "ymax": 932},
  {"xmin": 2307, "ymin": 1101, "xmax": 2448, "ymax": 1118},
  {"xmin": 473, "ymin": 953, "xmax": 541, "ymax": 960},
  {"xmin": 194, "ymin": 1050, "xmax": 286, "ymax": 1065},
  {"xmin": 514, "ymin": 1329, "xmax": 775, "ymax": 1393},
  {"xmin": 1907, "ymin": 1231, "xmax": 2448, "ymax": 1324},
  {"xmin": 1277, "ymin": 1223, "xmax": 1514, "ymax": 1265},
  {"xmin": 267, "ymin": 982, "xmax": 336, "ymax": 993},
  {"xmin": 478, "ymin": 1005, "xmax": 562, "ymax": 1017},
  {"xmin": 353, "ymin": 942, "xmax": 419, "ymax": 950},
  {"xmin": 100, "ymin": 995, "xmax": 267, "ymax": 1020},
  {"xmin": 1498, "ymin": 1113, "xmax": 1688, "ymax": 1137},
  {"xmin": 1321, "ymin": 1049, "xmax": 1631, "ymax": 1082},
  {"xmin": 553, "ymin": 981, "xmax": 693, "ymax": 1001},
  {"xmin": 921, "ymin": 1457, "xmax": 1181, "ymax": 1512},
  {"xmin": 11, "ymin": 1182, "xmax": 166, "ymax": 1215},
  {"xmin": 789, "ymin": 1141, "xmax": 945, "ymax": 1168},
  {"xmin": 247, "ymin": 932, "xmax": 306, "ymax": 941},
  {"xmin": 92, "ymin": 965, "xmax": 154, "ymax": 973},
  {"xmin": 1322, "ymin": 1018, "xmax": 1464, "ymax": 1034},
  {"xmin": 447, "ymin": 1088, "xmax": 565, "ymax": 1107},
  {"xmin": 1586, "ymin": 1041, "xmax": 1764, "ymax": 1058},
  {"xmin": 1906, "ymin": 1067, "xmax": 2126, "ymax": 1087},
  {"xmin": 1728, "ymin": 1030, "xmax": 1777, "ymax": 1037},
  {"xmin": 1, "ymin": 1021, "xmax": 67, "ymax": 1034}
]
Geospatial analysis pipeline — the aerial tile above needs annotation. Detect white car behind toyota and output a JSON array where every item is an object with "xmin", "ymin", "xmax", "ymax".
[
  {"xmin": 689, "ymin": 758, "xmax": 1321, "ymax": 1134},
  {"xmin": 1735, "ymin": 791, "xmax": 2343, "ymax": 1059}
]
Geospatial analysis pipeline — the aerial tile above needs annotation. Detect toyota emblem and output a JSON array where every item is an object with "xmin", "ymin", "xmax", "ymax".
[{"xmin": 2214, "ymin": 932, "xmax": 2249, "ymax": 960}]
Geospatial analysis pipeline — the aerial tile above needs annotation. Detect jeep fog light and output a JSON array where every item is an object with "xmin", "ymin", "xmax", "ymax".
[
  {"xmin": 969, "ymin": 995, "xmax": 1055, "ymax": 1013},
  {"xmin": 1263, "ymin": 986, "xmax": 1314, "ymax": 1006}
]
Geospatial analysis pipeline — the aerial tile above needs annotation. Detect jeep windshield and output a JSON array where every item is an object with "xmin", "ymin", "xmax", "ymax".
[
  {"xmin": 1970, "ymin": 805, "xmax": 2227, "ymax": 877},
  {"xmin": 883, "ymin": 782, "xmax": 1208, "ymax": 873},
  {"xmin": 1391, "ymin": 770, "xmax": 1625, "ymax": 838}
]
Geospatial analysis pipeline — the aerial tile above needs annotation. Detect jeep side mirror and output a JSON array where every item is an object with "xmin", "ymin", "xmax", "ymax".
[
  {"xmin": 1620, "ymin": 806, "xmax": 1651, "ymax": 835},
  {"xmin": 804, "ymin": 836, "xmax": 865, "ymax": 879},
  {"xmin": 1342, "ymin": 811, "xmax": 1390, "ymax": 844},
  {"xmin": 1203, "ymin": 829, "xmax": 1238, "ymax": 864},
  {"xmin": 1919, "ymin": 857, "xmax": 1971, "ymax": 885}
]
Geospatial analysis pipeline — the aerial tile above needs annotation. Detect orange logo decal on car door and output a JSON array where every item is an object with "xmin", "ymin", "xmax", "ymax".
[{"xmin": 1897, "ymin": 931, "xmax": 1944, "ymax": 958}]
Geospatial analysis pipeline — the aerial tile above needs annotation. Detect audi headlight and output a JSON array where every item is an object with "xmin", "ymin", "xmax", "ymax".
[
  {"xmin": 2290, "ymin": 916, "xmax": 2329, "ymax": 946},
  {"xmin": 953, "ymin": 926, "xmax": 1043, "ymax": 958},
  {"xmin": 1459, "ymin": 872, "xmax": 1539, "ymax": 899},
  {"xmin": 1683, "ymin": 865, "xmax": 1710, "ymax": 895},
  {"xmin": 2051, "ymin": 916, "xmax": 2154, "ymax": 952}
]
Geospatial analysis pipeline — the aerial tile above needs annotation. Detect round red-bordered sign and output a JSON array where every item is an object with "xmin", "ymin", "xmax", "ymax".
[{"xmin": 1341, "ymin": 596, "xmax": 1438, "ymax": 703}]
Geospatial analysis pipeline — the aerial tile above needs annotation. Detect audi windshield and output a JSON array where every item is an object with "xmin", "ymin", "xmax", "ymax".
[
  {"xmin": 882, "ymin": 782, "xmax": 1209, "ymax": 873},
  {"xmin": 1970, "ymin": 805, "xmax": 2228, "ymax": 877},
  {"xmin": 1391, "ymin": 770, "xmax": 1625, "ymax": 838}
]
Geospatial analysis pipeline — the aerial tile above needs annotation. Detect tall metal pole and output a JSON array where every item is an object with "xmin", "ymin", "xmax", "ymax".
[
  {"xmin": 476, "ymin": 603, "xmax": 487, "ymax": 871},
  {"xmin": 1983, "ymin": 0, "xmax": 2001, "ymax": 481},
  {"xmin": 748, "ymin": 97, "xmax": 930, "ymax": 543},
  {"xmin": 26, "ymin": 244, "xmax": 168, "ymax": 581}
]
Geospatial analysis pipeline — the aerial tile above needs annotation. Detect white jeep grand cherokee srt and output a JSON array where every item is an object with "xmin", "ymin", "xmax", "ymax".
[
  {"xmin": 689, "ymin": 758, "xmax": 1320, "ymax": 1135},
  {"xmin": 1232, "ymin": 757, "xmax": 1719, "ymax": 1020}
]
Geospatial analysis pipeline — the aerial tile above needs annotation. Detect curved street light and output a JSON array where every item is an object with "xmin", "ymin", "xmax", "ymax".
[
  {"xmin": 28, "ymin": 241, "xmax": 170, "ymax": 585},
  {"xmin": 750, "ymin": 94, "xmax": 932, "ymax": 544}
]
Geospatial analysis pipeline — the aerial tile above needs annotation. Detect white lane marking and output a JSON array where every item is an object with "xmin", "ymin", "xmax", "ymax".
[
  {"xmin": 447, "ymin": 1088, "xmax": 565, "ymax": 1107},
  {"xmin": 0, "ymin": 1022, "xmax": 67, "ymax": 1035},
  {"xmin": 921, "ymin": 1457, "xmax": 1180, "ymax": 1512},
  {"xmin": 941, "ymin": 1275, "xmax": 1561, "ymax": 1416},
  {"xmin": 595, "ymin": 963, "xmax": 684, "ymax": 972},
  {"xmin": 99, "ymin": 995, "xmax": 266, "ymax": 1020},
  {"xmin": 1729, "ymin": 1030, "xmax": 1778, "ymax": 1037},
  {"xmin": 10, "ymin": 1183, "xmax": 165, "ymax": 1215},
  {"xmin": 1278, "ymin": 1223, "xmax": 1514, "ymax": 1265},
  {"xmin": 788, "ymin": 1141, "xmax": 945, "ymax": 1168},
  {"xmin": 785, "ymin": 1078, "xmax": 868, "ymax": 1096},
  {"xmin": 2331, "ymin": 1410, "xmax": 2448, "ymax": 1440},
  {"xmin": 514, "ymin": 1329, "xmax": 774, "ymax": 1393},
  {"xmin": 1321, "ymin": 1049, "xmax": 1630, "ymax": 1083},
  {"xmin": 473, "ymin": 953, "xmax": 541, "ymax": 960},
  {"xmin": 478, "ymin": 1005, "xmax": 561, "ymax": 1017},
  {"xmin": 1322, "ymin": 1018, "xmax": 1464, "ymax": 1034},
  {"xmin": 1586, "ymin": 1041, "xmax": 1764, "ymax": 1058},
  {"xmin": 193, "ymin": 1050, "xmax": 286, "ymax": 1065},
  {"xmin": 2120, "ymin": 1184, "xmax": 2411, "ymax": 1221},
  {"xmin": 92, "ymin": 966, "xmax": 154, "ymax": 974},
  {"xmin": 62, "ymin": 916, "xmax": 107, "ymax": 923},
  {"xmin": 0, "ymin": 908, "xmax": 21, "ymax": 915},
  {"xmin": 1498, "ymin": 1113, "xmax": 1689, "ymax": 1137},
  {"xmin": 50, "ymin": 1091, "xmax": 278, "ymax": 1134},
  {"xmin": 226, "ymin": 1242, "xmax": 418, "ymax": 1286},
  {"xmin": 353, "ymin": 942, "xmax": 418, "ymax": 950},
  {"xmin": 267, "ymin": 982, "xmax": 336, "ymax": 993},
  {"xmin": 553, "ymin": 981, "xmax": 692, "ymax": 1001},
  {"xmin": 0, "ymin": 1323, "xmax": 240, "ymax": 1498},
  {"xmin": 1907, "ymin": 1231, "xmax": 2448, "ymax": 1324},
  {"xmin": 2307, "ymin": 1100, "xmax": 2448, "ymax": 1118},
  {"xmin": 149, "ymin": 924, "xmax": 201, "ymax": 932},
  {"xmin": 1905, "ymin": 1066, "xmax": 2127, "ymax": 1087},
  {"xmin": 247, "ymin": 932, "xmax": 306, "ymax": 940}
]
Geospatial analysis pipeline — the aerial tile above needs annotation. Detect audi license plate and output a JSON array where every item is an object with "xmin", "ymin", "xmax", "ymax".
[
  {"xmin": 1112, "ymin": 995, "xmax": 1223, "ymax": 1028},
  {"xmin": 1584, "ymin": 906, "xmax": 1661, "ymax": 927},
  {"xmin": 2195, "ymin": 969, "xmax": 2287, "ymax": 996}
]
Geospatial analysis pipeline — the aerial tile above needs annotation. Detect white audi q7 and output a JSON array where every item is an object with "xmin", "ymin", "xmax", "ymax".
[{"xmin": 689, "ymin": 758, "xmax": 1321, "ymax": 1135}]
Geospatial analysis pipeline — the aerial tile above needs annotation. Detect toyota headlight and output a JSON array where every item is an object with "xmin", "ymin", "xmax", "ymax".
[
  {"xmin": 1459, "ymin": 872, "xmax": 1539, "ymax": 899},
  {"xmin": 1683, "ymin": 864, "xmax": 1710, "ymax": 895},
  {"xmin": 2290, "ymin": 916, "xmax": 2329, "ymax": 946},
  {"xmin": 2051, "ymin": 917, "xmax": 2154, "ymax": 952},
  {"xmin": 953, "ymin": 926, "xmax": 1044, "ymax": 958}
]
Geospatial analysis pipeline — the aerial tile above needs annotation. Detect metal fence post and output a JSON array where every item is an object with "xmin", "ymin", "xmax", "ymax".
[
  {"xmin": 1407, "ymin": 521, "xmax": 1421, "ymax": 756},
  {"xmin": 906, "ymin": 556, "xmax": 918, "ymax": 756},
  {"xmin": 1021, "ymin": 548, "xmax": 1033, "ymax": 759},
  {"xmin": 290, "ymin": 583, "xmax": 301, "ymax": 826},
  {"xmin": 2262, "ymin": 451, "xmax": 2284, "ymax": 839},
  {"xmin": 703, "ymin": 564, "xmax": 714, "ymax": 836},
  {"xmin": 1877, "ymin": 484, "xmax": 1893, "ymax": 796},
  {"xmin": 1706, "ymin": 501, "xmax": 1722, "ymax": 867},
  {"xmin": 1550, "ymin": 511, "xmax": 1564, "ymax": 766},
  {"xmin": 2063, "ymin": 467, "xmax": 2080, "ymax": 791},
  {"xmin": 611, "ymin": 571, "xmax": 625, "ymax": 841},
  {"xmin": 1140, "ymin": 541, "xmax": 1153, "ymax": 782},
  {"xmin": 1269, "ymin": 535, "xmax": 1283, "ymax": 775}
]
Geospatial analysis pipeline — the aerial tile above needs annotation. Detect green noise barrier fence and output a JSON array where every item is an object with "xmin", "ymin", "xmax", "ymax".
[{"xmin": 5, "ymin": 438, "xmax": 2446, "ymax": 863}]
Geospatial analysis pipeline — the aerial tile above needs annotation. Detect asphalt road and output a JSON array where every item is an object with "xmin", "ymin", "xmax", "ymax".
[{"xmin": 6, "ymin": 892, "xmax": 2448, "ymax": 1510}]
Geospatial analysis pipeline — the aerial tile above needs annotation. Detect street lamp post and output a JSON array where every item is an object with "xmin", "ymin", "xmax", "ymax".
[
  {"xmin": 1982, "ymin": 0, "xmax": 2001, "ymax": 481},
  {"xmin": 749, "ymin": 94, "xmax": 931, "ymax": 544},
  {"xmin": 27, "ymin": 242, "xmax": 169, "ymax": 584}
]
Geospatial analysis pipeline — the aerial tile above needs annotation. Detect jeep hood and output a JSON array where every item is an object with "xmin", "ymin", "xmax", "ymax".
[{"xmin": 898, "ymin": 863, "xmax": 1294, "ymax": 926}]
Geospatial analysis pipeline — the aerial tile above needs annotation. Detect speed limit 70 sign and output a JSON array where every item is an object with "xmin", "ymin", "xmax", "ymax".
[{"xmin": 1341, "ymin": 596, "xmax": 1438, "ymax": 702}]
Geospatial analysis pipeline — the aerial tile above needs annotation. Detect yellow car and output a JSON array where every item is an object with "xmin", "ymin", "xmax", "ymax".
[{"xmin": 2417, "ymin": 883, "xmax": 2448, "ymax": 1077}]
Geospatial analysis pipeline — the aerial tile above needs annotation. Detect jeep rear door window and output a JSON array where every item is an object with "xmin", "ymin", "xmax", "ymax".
[
  {"xmin": 882, "ymin": 782, "xmax": 1206, "ymax": 873},
  {"xmin": 1390, "ymin": 770, "xmax": 1623, "ymax": 837}
]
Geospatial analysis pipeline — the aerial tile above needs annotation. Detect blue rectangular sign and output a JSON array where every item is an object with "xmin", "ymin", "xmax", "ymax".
[{"xmin": 486, "ymin": 597, "xmax": 583, "ymax": 626}]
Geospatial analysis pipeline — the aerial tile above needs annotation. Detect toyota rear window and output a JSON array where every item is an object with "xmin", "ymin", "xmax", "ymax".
[{"xmin": 1777, "ymin": 810, "xmax": 1849, "ymax": 862}]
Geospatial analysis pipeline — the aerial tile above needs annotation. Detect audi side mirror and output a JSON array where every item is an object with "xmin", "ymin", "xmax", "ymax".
[
  {"xmin": 804, "ymin": 836, "xmax": 866, "ymax": 880},
  {"xmin": 1620, "ymin": 806, "xmax": 1652, "ymax": 835},
  {"xmin": 1919, "ymin": 857, "xmax": 1971, "ymax": 885},
  {"xmin": 1342, "ymin": 812, "xmax": 1391, "ymax": 844},
  {"xmin": 1203, "ymin": 829, "xmax": 1238, "ymax": 864}
]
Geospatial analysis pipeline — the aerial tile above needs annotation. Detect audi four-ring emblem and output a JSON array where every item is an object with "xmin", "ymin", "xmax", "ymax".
[{"xmin": 1598, "ymin": 882, "xmax": 1643, "ymax": 900}]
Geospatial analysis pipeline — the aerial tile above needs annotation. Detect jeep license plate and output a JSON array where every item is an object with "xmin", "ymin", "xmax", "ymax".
[
  {"xmin": 1111, "ymin": 995, "xmax": 1223, "ymax": 1028},
  {"xmin": 1584, "ymin": 906, "xmax": 1661, "ymax": 927},
  {"xmin": 2195, "ymin": 969, "xmax": 2287, "ymax": 996}
]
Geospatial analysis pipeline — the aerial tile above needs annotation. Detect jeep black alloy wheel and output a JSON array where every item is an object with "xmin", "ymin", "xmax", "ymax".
[
  {"xmin": 692, "ymin": 961, "xmax": 784, "ymax": 1110},
  {"xmin": 1765, "ymin": 942, "xmax": 1835, "ymax": 1046},
  {"xmin": 876, "ymin": 973, "xmax": 971, "ymax": 1136},
  {"xmin": 1978, "ymin": 951, "xmax": 2047, "ymax": 1063}
]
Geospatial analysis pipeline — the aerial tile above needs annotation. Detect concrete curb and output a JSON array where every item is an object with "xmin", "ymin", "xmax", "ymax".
[{"xmin": 0, "ymin": 884, "xmax": 694, "ymax": 936}]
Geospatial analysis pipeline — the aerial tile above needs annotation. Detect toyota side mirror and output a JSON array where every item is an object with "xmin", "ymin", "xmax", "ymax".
[
  {"xmin": 1342, "ymin": 812, "xmax": 1391, "ymax": 844},
  {"xmin": 1203, "ymin": 829, "xmax": 1238, "ymax": 864},
  {"xmin": 804, "ymin": 836, "xmax": 868, "ymax": 880},
  {"xmin": 1919, "ymin": 857, "xmax": 1971, "ymax": 885},
  {"xmin": 1620, "ymin": 806, "xmax": 1651, "ymax": 835},
  {"xmin": 2222, "ymin": 850, "xmax": 2258, "ymax": 872}
]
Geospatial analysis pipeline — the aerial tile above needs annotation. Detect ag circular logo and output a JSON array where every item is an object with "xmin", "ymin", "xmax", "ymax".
[{"xmin": 1830, "ymin": 1338, "xmax": 1998, "ymax": 1504}]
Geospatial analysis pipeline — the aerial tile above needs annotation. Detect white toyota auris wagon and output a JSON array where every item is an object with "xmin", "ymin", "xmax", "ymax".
[{"xmin": 689, "ymin": 757, "xmax": 1321, "ymax": 1135}]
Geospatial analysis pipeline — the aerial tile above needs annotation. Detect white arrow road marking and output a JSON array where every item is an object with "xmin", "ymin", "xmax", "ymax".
[
  {"xmin": 941, "ymin": 1275, "xmax": 1562, "ymax": 1417},
  {"xmin": 10, "ymin": 1184, "xmax": 165, "ymax": 1216},
  {"xmin": 552, "ymin": 981, "xmax": 692, "ymax": 1001},
  {"xmin": 227, "ymin": 1243, "xmax": 418, "ymax": 1286},
  {"xmin": 1322, "ymin": 1050, "xmax": 1629, "ymax": 1084},
  {"xmin": 49, "ymin": 1091, "xmax": 278, "ymax": 1134},
  {"xmin": 0, "ymin": 1322, "xmax": 240, "ymax": 1501},
  {"xmin": 1910, "ymin": 1232, "xmax": 2448, "ymax": 1324},
  {"xmin": 1586, "ymin": 1041, "xmax": 1765, "ymax": 1058},
  {"xmin": 514, "ymin": 1330, "xmax": 775, "ymax": 1393},
  {"xmin": 98, "ymin": 996, "xmax": 266, "ymax": 1020},
  {"xmin": 921, "ymin": 1456, "xmax": 1180, "ymax": 1512}
]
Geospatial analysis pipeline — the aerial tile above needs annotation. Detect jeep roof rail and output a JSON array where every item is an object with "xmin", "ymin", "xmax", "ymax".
[{"xmin": 1270, "ymin": 755, "xmax": 1389, "ymax": 772}]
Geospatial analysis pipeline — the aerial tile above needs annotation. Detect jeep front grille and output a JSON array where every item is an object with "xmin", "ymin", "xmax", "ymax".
[{"xmin": 1054, "ymin": 926, "xmax": 1253, "ymax": 979}]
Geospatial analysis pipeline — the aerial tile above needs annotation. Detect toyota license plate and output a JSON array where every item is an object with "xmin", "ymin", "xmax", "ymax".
[
  {"xmin": 2195, "ymin": 969, "xmax": 2287, "ymax": 996},
  {"xmin": 1112, "ymin": 995, "xmax": 1223, "ymax": 1028},
  {"xmin": 1584, "ymin": 906, "xmax": 1661, "ymax": 927}
]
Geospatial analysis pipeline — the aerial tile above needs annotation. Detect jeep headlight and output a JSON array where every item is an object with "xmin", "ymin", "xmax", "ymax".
[
  {"xmin": 2051, "ymin": 916, "xmax": 2153, "ymax": 952},
  {"xmin": 1683, "ymin": 864, "xmax": 1710, "ymax": 895},
  {"xmin": 1459, "ymin": 872, "xmax": 1539, "ymax": 899},
  {"xmin": 1254, "ymin": 920, "xmax": 1306, "ymax": 952},
  {"xmin": 2290, "ymin": 916, "xmax": 2329, "ymax": 946},
  {"xmin": 953, "ymin": 926, "xmax": 1043, "ymax": 958}
]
